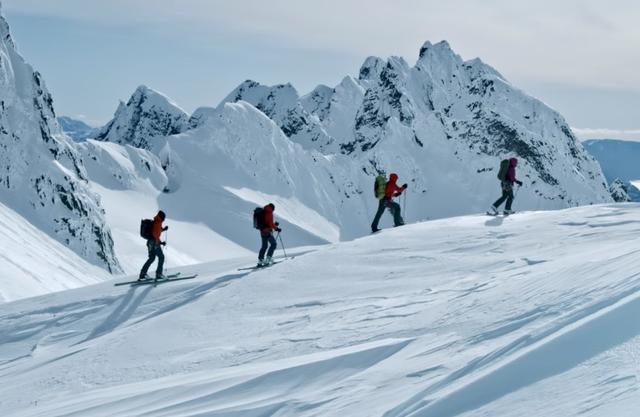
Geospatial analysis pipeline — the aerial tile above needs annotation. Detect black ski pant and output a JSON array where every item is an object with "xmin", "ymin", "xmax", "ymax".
[
  {"xmin": 259, "ymin": 231, "xmax": 277, "ymax": 260},
  {"xmin": 140, "ymin": 240, "xmax": 164, "ymax": 278},
  {"xmin": 492, "ymin": 181, "xmax": 514, "ymax": 211},
  {"xmin": 371, "ymin": 198, "xmax": 404, "ymax": 230}
]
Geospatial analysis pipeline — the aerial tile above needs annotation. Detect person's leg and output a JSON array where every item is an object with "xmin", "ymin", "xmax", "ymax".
[
  {"xmin": 505, "ymin": 186, "xmax": 515, "ymax": 211},
  {"xmin": 258, "ymin": 233, "xmax": 269, "ymax": 260},
  {"xmin": 371, "ymin": 199, "xmax": 387, "ymax": 231},
  {"xmin": 155, "ymin": 245, "xmax": 165, "ymax": 278},
  {"xmin": 392, "ymin": 202, "xmax": 404, "ymax": 226},
  {"xmin": 266, "ymin": 233, "xmax": 278, "ymax": 258},
  {"xmin": 140, "ymin": 240, "xmax": 156, "ymax": 278},
  {"xmin": 492, "ymin": 183, "xmax": 509, "ymax": 208}
]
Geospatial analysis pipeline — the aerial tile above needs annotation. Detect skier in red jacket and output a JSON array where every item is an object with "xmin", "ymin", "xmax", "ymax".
[
  {"xmin": 258, "ymin": 203, "xmax": 281, "ymax": 267},
  {"xmin": 371, "ymin": 173, "xmax": 407, "ymax": 232},
  {"xmin": 139, "ymin": 210, "xmax": 169, "ymax": 280}
]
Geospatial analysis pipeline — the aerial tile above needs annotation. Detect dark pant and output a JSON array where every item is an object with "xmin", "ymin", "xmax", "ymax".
[
  {"xmin": 371, "ymin": 198, "xmax": 404, "ymax": 230},
  {"xmin": 259, "ymin": 232, "xmax": 277, "ymax": 260},
  {"xmin": 492, "ymin": 181, "xmax": 514, "ymax": 210},
  {"xmin": 140, "ymin": 240, "xmax": 164, "ymax": 278}
]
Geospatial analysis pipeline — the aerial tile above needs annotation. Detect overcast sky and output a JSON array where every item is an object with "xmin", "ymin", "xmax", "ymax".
[{"xmin": 3, "ymin": 0, "xmax": 639, "ymax": 139}]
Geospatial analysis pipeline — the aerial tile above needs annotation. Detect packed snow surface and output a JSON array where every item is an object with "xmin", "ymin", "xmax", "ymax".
[{"xmin": 2, "ymin": 204, "xmax": 640, "ymax": 416}]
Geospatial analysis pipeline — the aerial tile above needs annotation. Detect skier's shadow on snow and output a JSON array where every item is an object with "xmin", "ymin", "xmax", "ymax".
[
  {"xmin": 80, "ymin": 285, "xmax": 154, "ymax": 344},
  {"xmin": 484, "ymin": 216, "xmax": 505, "ymax": 227}
]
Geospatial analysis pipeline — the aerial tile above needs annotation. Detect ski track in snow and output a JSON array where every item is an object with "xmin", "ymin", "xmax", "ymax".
[{"xmin": 2, "ymin": 205, "xmax": 640, "ymax": 416}]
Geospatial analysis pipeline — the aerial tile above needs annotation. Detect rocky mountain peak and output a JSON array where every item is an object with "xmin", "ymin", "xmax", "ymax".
[{"xmin": 94, "ymin": 85, "xmax": 189, "ymax": 149}]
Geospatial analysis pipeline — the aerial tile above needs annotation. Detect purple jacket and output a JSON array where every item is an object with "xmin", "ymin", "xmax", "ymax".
[{"xmin": 506, "ymin": 158, "xmax": 518, "ymax": 183}]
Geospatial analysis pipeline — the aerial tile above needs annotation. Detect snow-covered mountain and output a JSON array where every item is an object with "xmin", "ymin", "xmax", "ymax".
[
  {"xmin": 94, "ymin": 85, "xmax": 189, "ymax": 149},
  {"xmin": 57, "ymin": 116, "xmax": 97, "ymax": 142},
  {"xmin": 220, "ymin": 80, "xmax": 336, "ymax": 152},
  {"xmin": 213, "ymin": 42, "xmax": 610, "ymax": 216},
  {"xmin": 2, "ymin": 204, "xmax": 640, "ymax": 416},
  {"xmin": 94, "ymin": 41, "xmax": 610, "ymax": 249},
  {"xmin": 0, "ymin": 7, "xmax": 120, "ymax": 274},
  {"xmin": 583, "ymin": 139, "xmax": 640, "ymax": 201}
]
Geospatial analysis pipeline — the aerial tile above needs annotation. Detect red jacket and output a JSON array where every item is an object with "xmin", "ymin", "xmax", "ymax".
[
  {"xmin": 151, "ymin": 214, "xmax": 164, "ymax": 243},
  {"xmin": 262, "ymin": 204, "xmax": 277, "ymax": 232},
  {"xmin": 384, "ymin": 173, "xmax": 404, "ymax": 199}
]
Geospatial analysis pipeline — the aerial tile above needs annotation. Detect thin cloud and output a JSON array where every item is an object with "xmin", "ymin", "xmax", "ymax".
[
  {"xmin": 4, "ymin": 0, "xmax": 640, "ymax": 92},
  {"xmin": 573, "ymin": 127, "xmax": 640, "ymax": 141}
]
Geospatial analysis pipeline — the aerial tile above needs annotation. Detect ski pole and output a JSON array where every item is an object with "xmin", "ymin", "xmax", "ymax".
[{"xmin": 277, "ymin": 231, "xmax": 288, "ymax": 259}]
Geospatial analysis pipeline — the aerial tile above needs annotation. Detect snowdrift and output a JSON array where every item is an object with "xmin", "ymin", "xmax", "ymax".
[{"xmin": 2, "ymin": 204, "xmax": 640, "ymax": 416}]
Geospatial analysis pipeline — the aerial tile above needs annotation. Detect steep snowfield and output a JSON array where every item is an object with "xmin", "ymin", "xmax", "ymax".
[
  {"xmin": 0, "ymin": 201, "xmax": 108, "ymax": 303},
  {"xmin": 2, "ymin": 204, "xmax": 640, "ymax": 416}
]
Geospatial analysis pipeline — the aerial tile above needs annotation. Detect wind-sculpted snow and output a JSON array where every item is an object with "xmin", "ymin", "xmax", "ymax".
[
  {"xmin": 0, "ymin": 7, "xmax": 120, "ymax": 274},
  {"xmin": 1, "ymin": 205, "xmax": 640, "ymax": 416}
]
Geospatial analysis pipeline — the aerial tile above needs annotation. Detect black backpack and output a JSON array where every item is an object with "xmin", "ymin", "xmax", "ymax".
[
  {"xmin": 253, "ymin": 207, "xmax": 266, "ymax": 230},
  {"xmin": 497, "ymin": 159, "xmax": 510, "ymax": 181},
  {"xmin": 140, "ymin": 219, "xmax": 154, "ymax": 240}
]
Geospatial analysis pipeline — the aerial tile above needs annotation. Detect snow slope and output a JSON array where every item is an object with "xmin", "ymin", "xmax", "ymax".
[
  {"xmin": 2, "ymin": 204, "xmax": 640, "ymax": 416},
  {"xmin": 0, "ymin": 200, "xmax": 108, "ymax": 303}
]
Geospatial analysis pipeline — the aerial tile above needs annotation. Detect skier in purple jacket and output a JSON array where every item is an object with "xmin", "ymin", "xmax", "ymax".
[{"xmin": 489, "ymin": 157, "xmax": 523, "ymax": 215}]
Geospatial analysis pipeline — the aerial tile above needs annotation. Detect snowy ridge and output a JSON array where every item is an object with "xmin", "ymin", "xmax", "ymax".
[
  {"xmin": 219, "ymin": 80, "xmax": 336, "ymax": 152},
  {"xmin": 0, "ymin": 8, "xmax": 120, "ymax": 273},
  {"xmin": 1, "ymin": 205, "xmax": 640, "ymax": 416},
  {"xmin": 94, "ymin": 85, "xmax": 189, "ymax": 149}
]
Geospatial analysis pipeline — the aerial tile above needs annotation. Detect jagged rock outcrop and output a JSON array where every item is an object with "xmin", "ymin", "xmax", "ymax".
[
  {"xmin": 0, "ymin": 7, "xmax": 121, "ymax": 272},
  {"xmin": 609, "ymin": 178, "xmax": 632, "ymax": 202}
]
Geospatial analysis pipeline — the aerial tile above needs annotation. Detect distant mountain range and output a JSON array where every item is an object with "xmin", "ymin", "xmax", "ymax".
[
  {"xmin": 57, "ymin": 116, "xmax": 97, "ymax": 141},
  {"xmin": 583, "ymin": 139, "xmax": 640, "ymax": 201}
]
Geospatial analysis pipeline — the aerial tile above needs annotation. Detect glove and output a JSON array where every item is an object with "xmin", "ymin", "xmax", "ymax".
[
  {"xmin": 276, "ymin": 228, "xmax": 282, "ymax": 233},
  {"xmin": 516, "ymin": 180, "xmax": 523, "ymax": 186},
  {"xmin": 402, "ymin": 183, "xmax": 408, "ymax": 189},
  {"xmin": 394, "ymin": 192, "xmax": 402, "ymax": 197},
  {"xmin": 162, "ymin": 226, "xmax": 169, "ymax": 231},
  {"xmin": 160, "ymin": 241, "xmax": 167, "ymax": 246}
]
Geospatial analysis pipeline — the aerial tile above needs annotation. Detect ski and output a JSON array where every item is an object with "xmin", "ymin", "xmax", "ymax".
[
  {"xmin": 114, "ymin": 272, "xmax": 188, "ymax": 286},
  {"xmin": 138, "ymin": 274, "xmax": 198, "ymax": 287},
  {"xmin": 238, "ymin": 261, "xmax": 283, "ymax": 271}
]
